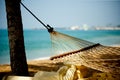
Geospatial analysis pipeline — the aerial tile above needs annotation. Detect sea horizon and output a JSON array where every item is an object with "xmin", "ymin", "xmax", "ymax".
[{"xmin": 0, "ymin": 29, "xmax": 120, "ymax": 64}]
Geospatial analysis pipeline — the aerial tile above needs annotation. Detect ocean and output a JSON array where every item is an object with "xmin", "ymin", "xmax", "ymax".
[{"xmin": 0, "ymin": 29, "xmax": 120, "ymax": 64}]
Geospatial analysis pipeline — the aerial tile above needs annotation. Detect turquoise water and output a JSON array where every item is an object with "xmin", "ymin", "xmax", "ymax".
[{"xmin": 0, "ymin": 29, "xmax": 120, "ymax": 64}]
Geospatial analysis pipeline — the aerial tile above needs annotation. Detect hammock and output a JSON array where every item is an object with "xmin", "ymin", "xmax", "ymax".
[
  {"xmin": 50, "ymin": 31, "xmax": 95, "ymax": 55},
  {"xmin": 21, "ymin": 2, "xmax": 120, "ymax": 75},
  {"xmin": 50, "ymin": 30, "xmax": 120, "ymax": 75}
]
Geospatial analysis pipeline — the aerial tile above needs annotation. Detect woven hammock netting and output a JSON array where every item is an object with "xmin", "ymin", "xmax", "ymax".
[
  {"xmin": 50, "ymin": 30, "xmax": 120, "ymax": 74},
  {"xmin": 50, "ymin": 31, "xmax": 95, "ymax": 55}
]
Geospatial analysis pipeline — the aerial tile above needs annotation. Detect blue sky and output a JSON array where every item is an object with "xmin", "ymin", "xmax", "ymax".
[{"xmin": 0, "ymin": 0, "xmax": 120, "ymax": 29}]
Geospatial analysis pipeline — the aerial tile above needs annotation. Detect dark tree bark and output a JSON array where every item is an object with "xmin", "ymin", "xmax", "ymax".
[{"xmin": 5, "ymin": 0, "xmax": 29, "ymax": 76}]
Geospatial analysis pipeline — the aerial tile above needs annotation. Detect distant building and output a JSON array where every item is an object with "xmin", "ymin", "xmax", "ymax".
[
  {"xmin": 82, "ymin": 24, "xmax": 89, "ymax": 31},
  {"xmin": 69, "ymin": 26, "xmax": 80, "ymax": 30},
  {"xmin": 94, "ymin": 26, "xmax": 120, "ymax": 30}
]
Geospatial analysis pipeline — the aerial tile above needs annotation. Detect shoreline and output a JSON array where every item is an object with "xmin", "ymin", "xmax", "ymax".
[
  {"xmin": 0, "ymin": 45, "xmax": 120, "ymax": 65},
  {"xmin": 0, "ymin": 57, "xmax": 51, "ymax": 65},
  {"xmin": 33, "ymin": 56, "xmax": 50, "ymax": 60},
  {"xmin": 0, "ymin": 45, "xmax": 120, "ymax": 79},
  {"xmin": 1, "ymin": 45, "xmax": 120, "ymax": 65}
]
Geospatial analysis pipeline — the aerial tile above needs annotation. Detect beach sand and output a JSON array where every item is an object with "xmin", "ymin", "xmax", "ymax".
[
  {"xmin": 1, "ymin": 59, "xmax": 120, "ymax": 80},
  {"xmin": 0, "ymin": 45, "xmax": 120, "ymax": 80},
  {"xmin": 0, "ymin": 59, "xmax": 64, "ymax": 80}
]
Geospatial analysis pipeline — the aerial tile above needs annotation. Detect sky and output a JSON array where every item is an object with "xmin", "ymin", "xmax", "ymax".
[{"xmin": 0, "ymin": 0, "xmax": 120, "ymax": 29}]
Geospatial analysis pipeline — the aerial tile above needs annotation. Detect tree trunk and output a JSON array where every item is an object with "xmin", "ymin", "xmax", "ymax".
[{"xmin": 5, "ymin": 0, "xmax": 29, "ymax": 76}]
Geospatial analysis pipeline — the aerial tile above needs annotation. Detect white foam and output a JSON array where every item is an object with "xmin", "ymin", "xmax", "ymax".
[{"xmin": 34, "ymin": 57, "xmax": 50, "ymax": 60}]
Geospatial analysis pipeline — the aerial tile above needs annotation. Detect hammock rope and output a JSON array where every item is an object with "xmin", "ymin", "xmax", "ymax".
[
  {"xmin": 50, "ymin": 31, "xmax": 97, "ymax": 55},
  {"xmin": 20, "ymin": 2, "xmax": 100, "ymax": 56},
  {"xmin": 20, "ymin": 2, "xmax": 54, "ymax": 32},
  {"xmin": 20, "ymin": 2, "xmax": 96, "ymax": 52},
  {"xmin": 21, "ymin": 2, "xmax": 120, "ymax": 75}
]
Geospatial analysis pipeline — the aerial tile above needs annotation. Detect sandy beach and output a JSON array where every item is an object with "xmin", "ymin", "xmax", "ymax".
[
  {"xmin": 0, "ymin": 59, "xmax": 64, "ymax": 80},
  {"xmin": 0, "ymin": 45, "xmax": 120, "ymax": 80}
]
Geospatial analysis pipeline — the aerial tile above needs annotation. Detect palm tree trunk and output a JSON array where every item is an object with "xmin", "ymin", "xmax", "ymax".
[{"xmin": 5, "ymin": 0, "xmax": 29, "ymax": 76}]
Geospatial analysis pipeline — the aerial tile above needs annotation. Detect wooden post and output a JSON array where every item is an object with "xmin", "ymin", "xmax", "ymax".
[{"xmin": 5, "ymin": 0, "xmax": 29, "ymax": 76}]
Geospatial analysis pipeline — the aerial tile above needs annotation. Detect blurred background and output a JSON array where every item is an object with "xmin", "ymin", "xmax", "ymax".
[{"xmin": 0, "ymin": 0, "xmax": 120, "ymax": 64}]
